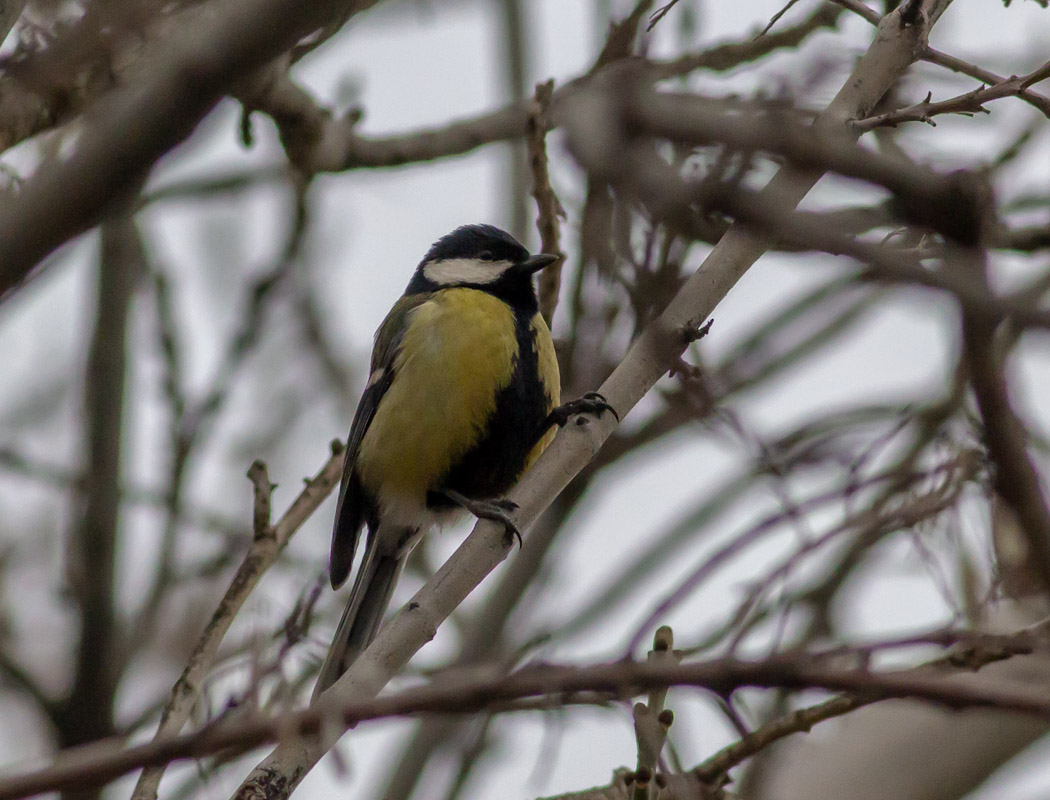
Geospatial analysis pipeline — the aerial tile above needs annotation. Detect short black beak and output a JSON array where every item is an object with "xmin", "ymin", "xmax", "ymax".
[{"xmin": 519, "ymin": 253, "xmax": 559, "ymax": 275}]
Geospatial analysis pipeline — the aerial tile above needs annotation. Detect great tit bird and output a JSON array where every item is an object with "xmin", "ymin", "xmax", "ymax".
[{"xmin": 314, "ymin": 224, "xmax": 613, "ymax": 696}]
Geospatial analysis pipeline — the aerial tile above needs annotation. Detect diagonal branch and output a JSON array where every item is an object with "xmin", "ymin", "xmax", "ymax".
[
  {"xmin": 0, "ymin": 0, "xmax": 24, "ymax": 43},
  {"xmin": 0, "ymin": 0, "xmax": 386, "ymax": 299},
  {"xmin": 128, "ymin": 444, "xmax": 344, "ymax": 800},
  {"xmin": 832, "ymin": 0, "xmax": 1050, "ymax": 117}
]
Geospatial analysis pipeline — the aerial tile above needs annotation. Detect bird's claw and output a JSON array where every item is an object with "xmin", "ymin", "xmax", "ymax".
[
  {"xmin": 548, "ymin": 392, "xmax": 619, "ymax": 428},
  {"xmin": 470, "ymin": 499, "xmax": 524, "ymax": 549},
  {"xmin": 442, "ymin": 490, "xmax": 523, "ymax": 548}
]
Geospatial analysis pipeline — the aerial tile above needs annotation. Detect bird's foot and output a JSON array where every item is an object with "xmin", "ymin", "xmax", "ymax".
[
  {"xmin": 441, "ymin": 489, "xmax": 523, "ymax": 548},
  {"xmin": 545, "ymin": 392, "xmax": 619, "ymax": 429}
]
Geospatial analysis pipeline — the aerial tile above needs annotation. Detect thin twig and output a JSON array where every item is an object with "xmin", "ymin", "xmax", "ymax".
[
  {"xmin": 924, "ymin": 48, "xmax": 1050, "ymax": 118},
  {"xmin": 128, "ymin": 441, "xmax": 344, "ymax": 800},
  {"xmin": 527, "ymin": 79, "xmax": 566, "ymax": 327},
  {"xmin": 829, "ymin": 0, "xmax": 1050, "ymax": 117},
  {"xmin": 854, "ymin": 59, "xmax": 1050, "ymax": 129},
  {"xmin": 693, "ymin": 621, "xmax": 1048, "ymax": 781},
  {"xmin": 247, "ymin": 460, "xmax": 275, "ymax": 539}
]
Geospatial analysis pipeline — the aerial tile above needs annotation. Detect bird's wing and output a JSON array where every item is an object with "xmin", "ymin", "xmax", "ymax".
[{"xmin": 329, "ymin": 293, "xmax": 431, "ymax": 587}]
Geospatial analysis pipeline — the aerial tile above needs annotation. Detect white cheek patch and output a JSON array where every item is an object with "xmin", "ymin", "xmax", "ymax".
[{"xmin": 423, "ymin": 258, "xmax": 512, "ymax": 286}]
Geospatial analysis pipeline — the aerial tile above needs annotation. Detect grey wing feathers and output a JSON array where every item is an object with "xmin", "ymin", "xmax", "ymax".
[
  {"xmin": 329, "ymin": 386, "xmax": 382, "ymax": 587},
  {"xmin": 328, "ymin": 294, "xmax": 430, "ymax": 587}
]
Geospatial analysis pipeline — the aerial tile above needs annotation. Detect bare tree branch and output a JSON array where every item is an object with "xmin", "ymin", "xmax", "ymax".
[
  {"xmin": 1, "ymin": 625, "xmax": 1046, "ymax": 800},
  {"xmin": 528, "ymin": 79, "xmax": 566, "ymax": 327},
  {"xmin": 854, "ymin": 59, "xmax": 1050, "ymax": 128},
  {"xmin": 0, "ymin": 0, "xmax": 385, "ymax": 299},
  {"xmin": 959, "ymin": 244, "xmax": 1050, "ymax": 598},
  {"xmin": 53, "ymin": 206, "xmax": 144, "ymax": 800},
  {"xmin": 128, "ymin": 443, "xmax": 344, "ymax": 800},
  {"xmin": 220, "ymin": 2, "xmax": 844, "ymax": 176}
]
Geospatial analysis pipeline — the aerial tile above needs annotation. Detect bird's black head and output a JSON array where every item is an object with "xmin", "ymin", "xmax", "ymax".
[{"xmin": 405, "ymin": 224, "xmax": 558, "ymax": 312}]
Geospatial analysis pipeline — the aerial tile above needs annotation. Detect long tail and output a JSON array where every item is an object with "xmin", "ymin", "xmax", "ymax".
[{"xmin": 313, "ymin": 545, "xmax": 406, "ymax": 698}]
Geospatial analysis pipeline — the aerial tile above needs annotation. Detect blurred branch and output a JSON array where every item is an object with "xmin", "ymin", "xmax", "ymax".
[
  {"xmin": 0, "ymin": 0, "xmax": 837, "ymax": 166},
  {"xmin": 127, "ymin": 442, "xmax": 344, "ymax": 800},
  {"xmin": 139, "ymin": 166, "xmax": 292, "ymax": 207},
  {"xmin": 497, "ymin": 0, "xmax": 530, "ymax": 240},
  {"xmin": 0, "ymin": 648, "xmax": 56, "ymax": 721},
  {"xmin": 0, "ymin": 0, "xmax": 385, "ymax": 299},
  {"xmin": 440, "ymin": 714, "xmax": 498, "ymax": 800},
  {"xmin": 693, "ymin": 618, "xmax": 1049, "ymax": 782},
  {"xmin": 592, "ymin": 0, "xmax": 654, "ymax": 71},
  {"xmin": 293, "ymin": 270, "xmax": 357, "ymax": 407},
  {"xmin": 235, "ymin": 2, "xmax": 842, "ymax": 176},
  {"xmin": 626, "ymin": 452, "xmax": 973, "ymax": 656},
  {"xmin": 0, "ymin": 0, "xmax": 845, "ymax": 300},
  {"xmin": 959, "ymin": 245, "xmax": 1050, "ymax": 598},
  {"xmin": 722, "ymin": 459, "xmax": 975, "ymax": 652},
  {"xmin": 128, "ymin": 180, "xmax": 310, "ymax": 655},
  {"xmin": 556, "ymin": 87, "xmax": 1050, "ymax": 333},
  {"xmin": 4, "ymin": 625, "xmax": 1049, "ymax": 800},
  {"xmin": 0, "ymin": 446, "xmax": 247, "ymax": 539},
  {"xmin": 646, "ymin": 2, "xmax": 842, "ymax": 79},
  {"xmin": 568, "ymin": 82, "xmax": 988, "ymax": 245},
  {"xmin": 702, "ymin": 375, "xmax": 969, "ymax": 651},
  {"xmin": 53, "ymin": 207, "xmax": 144, "ymax": 800},
  {"xmin": 0, "ymin": 0, "xmax": 24, "ymax": 44},
  {"xmin": 828, "ymin": 0, "xmax": 880, "ymax": 23},
  {"xmin": 998, "ymin": 223, "xmax": 1050, "ymax": 252},
  {"xmin": 6, "ymin": 0, "xmax": 1043, "ymax": 304}
]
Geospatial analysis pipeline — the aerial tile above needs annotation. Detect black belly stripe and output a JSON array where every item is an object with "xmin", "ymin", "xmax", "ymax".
[{"xmin": 430, "ymin": 307, "xmax": 552, "ymax": 505}]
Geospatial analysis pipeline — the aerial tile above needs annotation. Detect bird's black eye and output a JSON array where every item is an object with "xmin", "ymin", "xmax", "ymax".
[{"xmin": 478, "ymin": 250, "xmax": 494, "ymax": 261}]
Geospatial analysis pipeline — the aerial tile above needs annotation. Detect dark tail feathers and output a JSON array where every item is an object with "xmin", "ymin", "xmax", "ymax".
[{"xmin": 313, "ymin": 549, "xmax": 405, "ymax": 698}]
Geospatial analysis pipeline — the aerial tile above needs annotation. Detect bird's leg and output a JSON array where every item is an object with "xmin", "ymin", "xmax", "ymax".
[
  {"xmin": 539, "ymin": 392, "xmax": 619, "ymax": 436},
  {"xmin": 441, "ymin": 488, "xmax": 523, "ymax": 548}
]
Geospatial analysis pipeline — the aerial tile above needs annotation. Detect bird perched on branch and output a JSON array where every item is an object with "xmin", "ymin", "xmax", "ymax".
[{"xmin": 314, "ymin": 224, "xmax": 615, "ymax": 696}]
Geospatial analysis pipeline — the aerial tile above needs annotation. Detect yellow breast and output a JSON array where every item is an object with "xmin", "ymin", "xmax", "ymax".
[{"xmin": 357, "ymin": 288, "xmax": 518, "ymax": 503}]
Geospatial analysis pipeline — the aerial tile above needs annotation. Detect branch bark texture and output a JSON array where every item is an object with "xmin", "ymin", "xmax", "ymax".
[
  {"xmin": 2, "ymin": 630, "xmax": 1046, "ymax": 800},
  {"xmin": 0, "ymin": 0, "xmax": 383, "ymax": 298}
]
